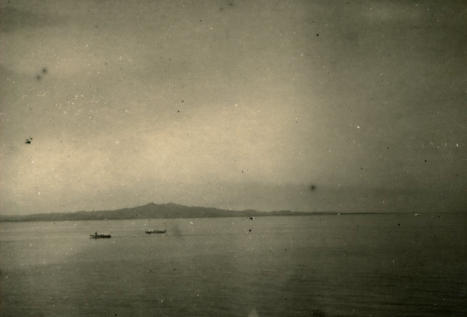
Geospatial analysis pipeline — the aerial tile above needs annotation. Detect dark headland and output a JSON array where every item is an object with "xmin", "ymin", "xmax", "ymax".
[{"xmin": 0, "ymin": 202, "xmax": 380, "ymax": 222}]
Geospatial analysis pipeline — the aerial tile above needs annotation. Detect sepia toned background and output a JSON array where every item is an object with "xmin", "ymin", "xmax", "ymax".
[
  {"xmin": 1, "ymin": 2, "xmax": 467, "ymax": 317},
  {"xmin": 1, "ymin": 0, "xmax": 466, "ymax": 215}
]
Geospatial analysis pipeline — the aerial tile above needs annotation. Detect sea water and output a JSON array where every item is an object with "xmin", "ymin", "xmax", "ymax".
[{"xmin": 1, "ymin": 214, "xmax": 466, "ymax": 316}]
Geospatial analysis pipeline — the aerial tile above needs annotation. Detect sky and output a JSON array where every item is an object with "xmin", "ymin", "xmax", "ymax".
[{"xmin": 0, "ymin": 0, "xmax": 466, "ymax": 215}]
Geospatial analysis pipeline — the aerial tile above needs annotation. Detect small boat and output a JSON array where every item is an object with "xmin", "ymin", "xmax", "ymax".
[
  {"xmin": 145, "ymin": 229, "xmax": 167, "ymax": 234},
  {"xmin": 90, "ymin": 232, "xmax": 111, "ymax": 239}
]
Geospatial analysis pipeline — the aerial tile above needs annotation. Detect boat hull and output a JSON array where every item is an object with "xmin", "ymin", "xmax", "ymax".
[
  {"xmin": 145, "ymin": 230, "xmax": 166, "ymax": 234},
  {"xmin": 90, "ymin": 234, "xmax": 111, "ymax": 239}
]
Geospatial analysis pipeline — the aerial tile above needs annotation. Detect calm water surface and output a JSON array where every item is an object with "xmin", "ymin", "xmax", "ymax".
[{"xmin": 1, "ymin": 214, "xmax": 467, "ymax": 316}]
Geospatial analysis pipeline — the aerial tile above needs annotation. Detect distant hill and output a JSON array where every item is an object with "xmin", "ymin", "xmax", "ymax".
[{"xmin": 0, "ymin": 202, "xmax": 319, "ymax": 222}]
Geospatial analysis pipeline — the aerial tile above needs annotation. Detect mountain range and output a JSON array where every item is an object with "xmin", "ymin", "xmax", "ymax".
[{"xmin": 0, "ymin": 202, "xmax": 318, "ymax": 222}]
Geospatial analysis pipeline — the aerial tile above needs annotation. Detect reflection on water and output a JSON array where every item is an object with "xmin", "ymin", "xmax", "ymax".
[{"xmin": 1, "ymin": 214, "xmax": 467, "ymax": 316}]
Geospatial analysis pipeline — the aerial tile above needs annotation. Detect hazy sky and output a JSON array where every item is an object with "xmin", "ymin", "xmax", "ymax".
[{"xmin": 1, "ymin": 0, "xmax": 466, "ymax": 215}]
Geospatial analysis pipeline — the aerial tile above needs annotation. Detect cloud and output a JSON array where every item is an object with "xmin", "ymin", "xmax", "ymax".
[
  {"xmin": 361, "ymin": 2, "xmax": 424, "ymax": 24},
  {"xmin": 0, "ymin": 6, "xmax": 65, "ymax": 32},
  {"xmin": 359, "ymin": 1, "xmax": 467, "ymax": 28}
]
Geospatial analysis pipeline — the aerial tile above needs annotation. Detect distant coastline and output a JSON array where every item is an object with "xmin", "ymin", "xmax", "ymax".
[{"xmin": 0, "ymin": 202, "xmax": 384, "ymax": 222}]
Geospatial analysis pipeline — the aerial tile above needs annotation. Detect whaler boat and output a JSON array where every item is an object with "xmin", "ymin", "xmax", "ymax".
[
  {"xmin": 90, "ymin": 232, "xmax": 111, "ymax": 239},
  {"xmin": 145, "ymin": 229, "xmax": 167, "ymax": 234}
]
